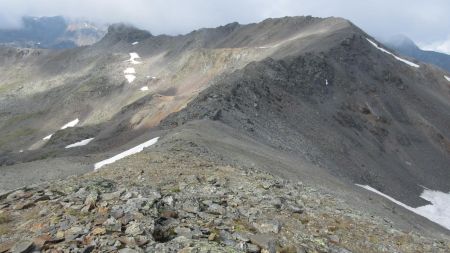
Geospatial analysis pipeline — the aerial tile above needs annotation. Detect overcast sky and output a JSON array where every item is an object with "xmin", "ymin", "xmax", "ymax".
[{"xmin": 0, "ymin": 0, "xmax": 449, "ymax": 53}]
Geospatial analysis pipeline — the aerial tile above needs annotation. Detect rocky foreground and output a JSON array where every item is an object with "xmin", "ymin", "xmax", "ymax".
[{"xmin": 0, "ymin": 149, "xmax": 449, "ymax": 253}]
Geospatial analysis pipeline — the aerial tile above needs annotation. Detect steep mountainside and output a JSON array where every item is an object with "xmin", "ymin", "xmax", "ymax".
[
  {"xmin": 162, "ymin": 32, "xmax": 450, "ymax": 207},
  {"xmin": 0, "ymin": 16, "xmax": 106, "ymax": 49},
  {"xmin": 0, "ymin": 16, "xmax": 355, "ymax": 162},
  {"xmin": 384, "ymin": 35, "xmax": 450, "ymax": 72}
]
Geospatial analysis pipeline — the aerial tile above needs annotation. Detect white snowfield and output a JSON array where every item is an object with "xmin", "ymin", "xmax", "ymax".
[
  {"xmin": 366, "ymin": 38, "xmax": 420, "ymax": 68},
  {"xmin": 94, "ymin": 137, "xmax": 159, "ymax": 170},
  {"xmin": 124, "ymin": 67, "xmax": 136, "ymax": 74},
  {"xmin": 42, "ymin": 118, "xmax": 80, "ymax": 140},
  {"xmin": 445, "ymin": 75, "xmax": 450, "ymax": 82},
  {"xmin": 65, "ymin": 138, "xmax": 94, "ymax": 149},
  {"xmin": 140, "ymin": 86, "xmax": 149, "ymax": 91},
  {"xmin": 132, "ymin": 41, "xmax": 139, "ymax": 45},
  {"xmin": 357, "ymin": 184, "xmax": 450, "ymax": 230},
  {"xmin": 61, "ymin": 118, "xmax": 80, "ymax": 130},
  {"xmin": 128, "ymin": 53, "xmax": 142, "ymax": 64},
  {"xmin": 125, "ymin": 74, "xmax": 136, "ymax": 83}
]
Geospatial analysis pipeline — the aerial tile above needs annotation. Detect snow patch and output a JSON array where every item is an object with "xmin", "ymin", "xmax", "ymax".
[
  {"xmin": 140, "ymin": 86, "xmax": 149, "ymax": 91},
  {"xmin": 124, "ymin": 67, "xmax": 136, "ymax": 74},
  {"xmin": 125, "ymin": 74, "xmax": 136, "ymax": 83},
  {"xmin": 43, "ymin": 134, "xmax": 53, "ymax": 140},
  {"xmin": 366, "ymin": 38, "xmax": 420, "ymax": 68},
  {"xmin": 42, "ymin": 118, "xmax": 79, "ymax": 140},
  {"xmin": 357, "ymin": 184, "xmax": 450, "ymax": 230},
  {"xmin": 127, "ymin": 52, "xmax": 142, "ymax": 64},
  {"xmin": 94, "ymin": 137, "xmax": 159, "ymax": 170},
  {"xmin": 61, "ymin": 118, "xmax": 79, "ymax": 130},
  {"xmin": 65, "ymin": 138, "xmax": 94, "ymax": 149},
  {"xmin": 132, "ymin": 41, "xmax": 139, "ymax": 45},
  {"xmin": 445, "ymin": 75, "xmax": 450, "ymax": 82}
]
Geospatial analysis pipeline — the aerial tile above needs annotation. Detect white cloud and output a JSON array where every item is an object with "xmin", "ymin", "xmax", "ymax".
[{"xmin": 420, "ymin": 36, "xmax": 450, "ymax": 55}]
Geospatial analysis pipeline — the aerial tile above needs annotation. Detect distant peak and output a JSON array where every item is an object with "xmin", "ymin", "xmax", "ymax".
[
  {"xmin": 107, "ymin": 23, "xmax": 150, "ymax": 35},
  {"xmin": 103, "ymin": 23, "xmax": 152, "ymax": 43},
  {"xmin": 384, "ymin": 35, "xmax": 419, "ymax": 50}
]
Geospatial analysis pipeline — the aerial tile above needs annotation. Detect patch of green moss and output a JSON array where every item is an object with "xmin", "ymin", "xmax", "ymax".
[
  {"xmin": 232, "ymin": 218, "xmax": 256, "ymax": 233},
  {"xmin": 0, "ymin": 224, "xmax": 10, "ymax": 235},
  {"xmin": 0, "ymin": 127, "xmax": 36, "ymax": 148},
  {"xmin": 0, "ymin": 212, "xmax": 11, "ymax": 224},
  {"xmin": 170, "ymin": 187, "xmax": 181, "ymax": 193}
]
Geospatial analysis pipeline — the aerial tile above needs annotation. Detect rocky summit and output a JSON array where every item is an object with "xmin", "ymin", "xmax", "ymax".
[{"xmin": 0, "ymin": 15, "xmax": 450, "ymax": 253}]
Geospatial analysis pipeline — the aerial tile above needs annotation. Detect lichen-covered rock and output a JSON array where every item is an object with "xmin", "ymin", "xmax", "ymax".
[{"xmin": 0, "ymin": 150, "xmax": 448, "ymax": 252}]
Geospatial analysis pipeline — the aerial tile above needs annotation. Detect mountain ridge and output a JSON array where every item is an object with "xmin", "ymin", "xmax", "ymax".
[
  {"xmin": 0, "ymin": 16, "xmax": 106, "ymax": 49},
  {"xmin": 0, "ymin": 15, "xmax": 450, "ymax": 252}
]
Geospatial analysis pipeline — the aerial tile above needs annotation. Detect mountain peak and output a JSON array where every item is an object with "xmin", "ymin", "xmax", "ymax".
[
  {"xmin": 101, "ymin": 23, "xmax": 152, "ymax": 44},
  {"xmin": 384, "ymin": 34, "xmax": 419, "ymax": 50}
]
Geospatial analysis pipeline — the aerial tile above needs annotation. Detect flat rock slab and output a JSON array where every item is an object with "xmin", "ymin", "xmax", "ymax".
[{"xmin": 10, "ymin": 240, "xmax": 34, "ymax": 253}]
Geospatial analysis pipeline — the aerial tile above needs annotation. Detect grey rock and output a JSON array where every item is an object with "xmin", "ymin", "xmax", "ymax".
[
  {"xmin": 162, "ymin": 195, "xmax": 175, "ymax": 207},
  {"xmin": 118, "ymin": 248, "xmax": 140, "ymax": 253},
  {"xmin": 121, "ymin": 192, "xmax": 134, "ymax": 200},
  {"xmin": 329, "ymin": 246, "xmax": 353, "ymax": 253},
  {"xmin": 102, "ymin": 190, "xmax": 123, "ymax": 201},
  {"xmin": 233, "ymin": 232, "xmax": 250, "ymax": 242},
  {"xmin": 111, "ymin": 206, "xmax": 125, "ymax": 219},
  {"xmin": 84, "ymin": 192, "xmax": 98, "ymax": 207},
  {"xmin": 104, "ymin": 217, "xmax": 121, "ymax": 232},
  {"xmin": 267, "ymin": 240, "xmax": 277, "ymax": 253},
  {"xmin": 261, "ymin": 181, "xmax": 273, "ymax": 189},
  {"xmin": 10, "ymin": 239, "xmax": 34, "ymax": 253},
  {"xmin": 174, "ymin": 227, "xmax": 192, "ymax": 238},
  {"xmin": 236, "ymin": 241, "xmax": 248, "ymax": 251},
  {"xmin": 246, "ymin": 243, "xmax": 260, "ymax": 253},
  {"xmin": 65, "ymin": 226, "xmax": 85, "ymax": 240},
  {"xmin": 249, "ymin": 233, "xmax": 276, "ymax": 250},
  {"xmin": 207, "ymin": 203, "xmax": 226, "ymax": 215},
  {"xmin": 126, "ymin": 197, "xmax": 153, "ymax": 212},
  {"xmin": 289, "ymin": 205, "xmax": 304, "ymax": 214},
  {"xmin": 120, "ymin": 212, "xmax": 137, "ymax": 225},
  {"xmin": 271, "ymin": 197, "xmax": 283, "ymax": 209},
  {"xmin": 329, "ymin": 234, "xmax": 340, "ymax": 244},
  {"xmin": 182, "ymin": 198, "xmax": 200, "ymax": 213},
  {"xmin": 38, "ymin": 208, "xmax": 49, "ymax": 216},
  {"xmin": 125, "ymin": 221, "xmax": 144, "ymax": 236},
  {"xmin": 7, "ymin": 190, "xmax": 25, "ymax": 201},
  {"xmin": 254, "ymin": 220, "xmax": 281, "ymax": 234}
]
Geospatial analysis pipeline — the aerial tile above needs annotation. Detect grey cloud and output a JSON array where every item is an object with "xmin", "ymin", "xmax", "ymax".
[{"xmin": 0, "ymin": 0, "xmax": 449, "ymax": 45}]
